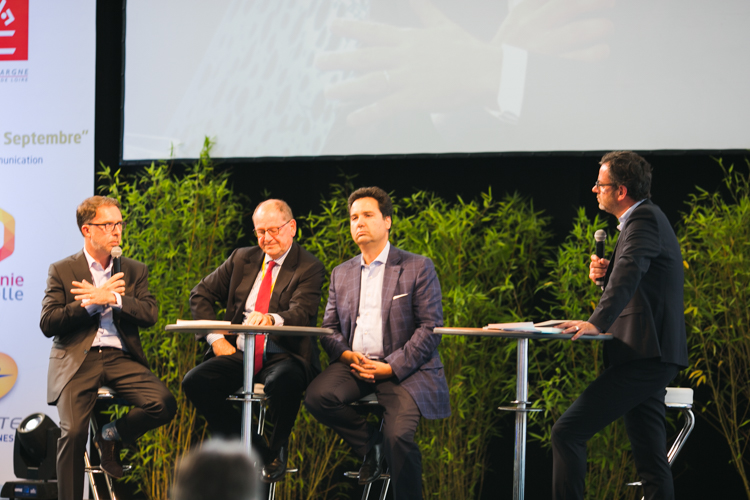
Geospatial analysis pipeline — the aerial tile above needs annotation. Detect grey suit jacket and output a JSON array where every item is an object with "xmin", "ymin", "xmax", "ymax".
[
  {"xmin": 588, "ymin": 200, "xmax": 688, "ymax": 368},
  {"xmin": 320, "ymin": 245, "xmax": 450, "ymax": 419},
  {"xmin": 40, "ymin": 251, "xmax": 158, "ymax": 404},
  {"xmin": 190, "ymin": 241, "xmax": 326, "ymax": 383}
]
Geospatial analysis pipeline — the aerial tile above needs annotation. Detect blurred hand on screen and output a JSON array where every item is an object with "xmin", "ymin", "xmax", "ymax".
[{"xmin": 316, "ymin": 0, "xmax": 614, "ymax": 127}]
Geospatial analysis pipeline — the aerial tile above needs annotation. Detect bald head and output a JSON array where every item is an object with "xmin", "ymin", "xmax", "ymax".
[{"xmin": 253, "ymin": 199, "xmax": 293, "ymax": 220}]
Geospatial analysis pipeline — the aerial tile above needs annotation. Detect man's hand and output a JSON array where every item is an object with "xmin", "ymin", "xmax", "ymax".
[
  {"xmin": 559, "ymin": 320, "xmax": 601, "ymax": 341},
  {"xmin": 339, "ymin": 350, "xmax": 366, "ymax": 366},
  {"xmin": 71, "ymin": 272, "xmax": 125, "ymax": 306},
  {"xmin": 211, "ymin": 337, "xmax": 236, "ymax": 357},
  {"xmin": 589, "ymin": 254, "xmax": 609, "ymax": 284},
  {"xmin": 348, "ymin": 355, "xmax": 393, "ymax": 383},
  {"xmin": 244, "ymin": 311, "xmax": 273, "ymax": 326}
]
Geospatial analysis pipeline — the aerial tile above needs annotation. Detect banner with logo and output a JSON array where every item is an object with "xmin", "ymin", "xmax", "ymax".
[{"xmin": 0, "ymin": 0, "xmax": 96, "ymax": 486}]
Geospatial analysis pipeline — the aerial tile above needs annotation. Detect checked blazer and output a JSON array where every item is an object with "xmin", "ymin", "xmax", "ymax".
[{"xmin": 320, "ymin": 245, "xmax": 451, "ymax": 419}]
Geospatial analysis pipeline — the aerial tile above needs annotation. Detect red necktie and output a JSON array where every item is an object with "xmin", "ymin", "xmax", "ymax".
[{"xmin": 252, "ymin": 260, "xmax": 276, "ymax": 374}]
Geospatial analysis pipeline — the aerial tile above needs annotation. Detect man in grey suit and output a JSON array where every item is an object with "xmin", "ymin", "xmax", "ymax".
[
  {"xmin": 305, "ymin": 187, "xmax": 450, "ymax": 500},
  {"xmin": 40, "ymin": 196, "xmax": 176, "ymax": 500},
  {"xmin": 555, "ymin": 151, "xmax": 688, "ymax": 500}
]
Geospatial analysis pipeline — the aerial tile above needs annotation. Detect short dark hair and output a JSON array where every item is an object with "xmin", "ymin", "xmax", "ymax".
[
  {"xmin": 171, "ymin": 440, "xmax": 260, "ymax": 500},
  {"xmin": 76, "ymin": 196, "xmax": 121, "ymax": 234},
  {"xmin": 347, "ymin": 187, "xmax": 393, "ymax": 219},
  {"xmin": 600, "ymin": 151, "xmax": 652, "ymax": 200}
]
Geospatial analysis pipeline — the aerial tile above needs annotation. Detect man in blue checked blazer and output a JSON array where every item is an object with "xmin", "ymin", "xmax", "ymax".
[{"xmin": 305, "ymin": 186, "xmax": 450, "ymax": 500}]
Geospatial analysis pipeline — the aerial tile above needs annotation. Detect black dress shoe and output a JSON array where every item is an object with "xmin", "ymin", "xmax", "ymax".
[
  {"xmin": 261, "ymin": 446, "xmax": 287, "ymax": 483},
  {"xmin": 358, "ymin": 442, "xmax": 385, "ymax": 485},
  {"xmin": 94, "ymin": 433, "xmax": 124, "ymax": 479}
]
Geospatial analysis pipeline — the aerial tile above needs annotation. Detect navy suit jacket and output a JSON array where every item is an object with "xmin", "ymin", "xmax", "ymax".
[
  {"xmin": 190, "ymin": 241, "xmax": 326, "ymax": 383},
  {"xmin": 588, "ymin": 200, "xmax": 688, "ymax": 368},
  {"xmin": 40, "ymin": 251, "xmax": 158, "ymax": 404},
  {"xmin": 320, "ymin": 245, "xmax": 450, "ymax": 419}
]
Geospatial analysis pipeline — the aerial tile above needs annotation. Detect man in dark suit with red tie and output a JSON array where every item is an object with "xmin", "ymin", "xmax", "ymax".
[
  {"xmin": 304, "ymin": 187, "xmax": 450, "ymax": 500},
  {"xmin": 556, "ymin": 151, "xmax": 688, "ymax": 500},
  {"xmin": 182, "ymin": 199, "xmax": 325, "ymax": 483}
]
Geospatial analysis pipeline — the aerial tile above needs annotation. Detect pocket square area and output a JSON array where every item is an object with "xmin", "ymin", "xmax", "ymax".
[{"xmin": 393, "ymin": 293, "xmax": 408, "ymax": 300}]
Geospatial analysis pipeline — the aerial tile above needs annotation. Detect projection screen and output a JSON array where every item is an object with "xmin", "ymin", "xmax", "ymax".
[{"xmin": 122, "ymin": 0, "xmax": 750, "ymax": 160}]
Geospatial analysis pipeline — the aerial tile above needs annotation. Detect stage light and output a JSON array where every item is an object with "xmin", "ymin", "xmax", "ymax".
[{"xmin": 0, "ymin": 413, "xmax": 59, "ymax": 500}]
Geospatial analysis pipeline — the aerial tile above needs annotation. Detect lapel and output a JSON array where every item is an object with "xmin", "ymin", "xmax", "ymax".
[
  {"xmin": 346, "ymin": 256, "xmax": 362, "ymax": 336},
  {"xmin": 72, "ymin": 250, "xmax": 94, "ymax": 286},
  {"xmin": 269, "ymin": 242, "xmax": 299, "ymax": 313},
  {"xmin": 603, "ymin": 200, "xmax": 649, "ymax": 288},
  {"xmin": 232, "ymin": 248, "xmax": 264, "ymax": 324},
  {"xmin": 380, "ymin": 245, "xmax": 402, "ymax": 335}
]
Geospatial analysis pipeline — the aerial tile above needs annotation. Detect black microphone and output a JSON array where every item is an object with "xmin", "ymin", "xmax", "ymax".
[
  {"xmin": 594, "ymin": 230, "xmax": 606, "ymax": 286},
  {"xmin": 111, "ymin": 246, "xmax": 122, "ymax": 274}
]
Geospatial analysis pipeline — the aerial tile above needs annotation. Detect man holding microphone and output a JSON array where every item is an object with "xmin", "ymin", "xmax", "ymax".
[{"xmin": 554, "ymin": 151, "xmax": 688, "ymax": 500}]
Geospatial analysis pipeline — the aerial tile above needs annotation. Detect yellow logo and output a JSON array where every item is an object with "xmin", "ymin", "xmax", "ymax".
[{"xmin": 0, "ymin": 352, "xmax": 19, "ymax": 399}]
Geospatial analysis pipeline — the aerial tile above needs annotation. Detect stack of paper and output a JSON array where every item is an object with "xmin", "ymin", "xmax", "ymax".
[{"xmin": 483, "ymin": 321, "xmax": 565, "ymax": 334}]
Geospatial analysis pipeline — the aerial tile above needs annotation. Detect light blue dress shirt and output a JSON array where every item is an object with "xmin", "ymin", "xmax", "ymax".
[
  {"xmin": 83, "ymin": 248, "xmax": 124, "ymax": 350},
  {"xmin": 352, "ymin": 242, "xmax": 390, "ymax": 359}
]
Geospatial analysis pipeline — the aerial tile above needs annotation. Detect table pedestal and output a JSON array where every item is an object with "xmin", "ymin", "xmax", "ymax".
[
  {"xmin": 497, "ymin": 338, "xmax": 542, "ymax": 500},
  {"xmin": 433, "ymin": 327, "xmax": 611, "ymax": 500}
]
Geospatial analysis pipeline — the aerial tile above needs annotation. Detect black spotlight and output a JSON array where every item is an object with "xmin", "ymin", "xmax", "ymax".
[{"xmin": 0, "ymin": 413, "xmax": 60, "ymax": 500}]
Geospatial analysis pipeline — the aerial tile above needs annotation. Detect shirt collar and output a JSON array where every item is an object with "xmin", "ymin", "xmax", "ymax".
[
  {"xmin": 264, "ymin": 244, "xmax": 292, "ymax": 267},
  {"xmin": 617, "ymin": 199, "xmax": 646, "ymax": 231},
  {"xmin": 361, "ymin": 241, "xmax": 390, "ymax": 268},
  {"xmin": 83, "ymin": 247, "xmax": 113, "ymax": 272}
]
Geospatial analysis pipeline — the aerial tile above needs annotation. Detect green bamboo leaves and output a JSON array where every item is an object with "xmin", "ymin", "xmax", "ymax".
[{"xmin": 680, "ymin": 159, "xmax": 750, "ymax": 498}]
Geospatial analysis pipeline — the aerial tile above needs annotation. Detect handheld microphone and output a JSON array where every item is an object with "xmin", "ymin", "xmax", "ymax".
[
  {"xmin": 111, "ymin": 246, "xmax": 122, "ymax": 275},
  {"xmin": 594, "ymin": 230, "xmax": 606, "ymax": 286}
]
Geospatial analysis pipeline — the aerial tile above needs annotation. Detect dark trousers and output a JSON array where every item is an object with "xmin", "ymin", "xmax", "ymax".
[
  {"xmin": 304, "ymin": 362, "xmax": 423, "ymax": 500},
  {"xmin": 56, "ymin": 348, "xmax": 176, "ymax": 500},
  {"xmin": 551, "ymin": 358, "xmax": 680, "ymax": 500},
  {"xmin": 182, "ymin": 351, "xmax": 307, "ymax": 454}
]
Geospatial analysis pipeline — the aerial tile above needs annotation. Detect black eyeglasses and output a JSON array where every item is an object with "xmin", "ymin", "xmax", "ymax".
[
  {"xmin": 253, "ymin": 219, "xmax": 292, "ymax": 238},
  {"xmin": 594, "ymin": 181, "xmax": 617, "ymax": 190},
  {"xmin": 87, "ymin": 221, "xmax": 126, "ymax": 232}
]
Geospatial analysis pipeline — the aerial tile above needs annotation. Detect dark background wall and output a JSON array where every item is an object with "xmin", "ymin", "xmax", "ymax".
[{"xmin": 96, "ymin": 2, "xmax": 748, "ymax": 498}]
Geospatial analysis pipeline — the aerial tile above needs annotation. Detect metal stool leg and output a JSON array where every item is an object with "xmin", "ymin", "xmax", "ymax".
[
  {"xmin": 667, "ymin": 407, "xmax": 695, "ymax": 464},
  {"xmin": 83, "ymin": 449, "xmax": 102, "ymax": 500},
  {"xmin": 88, "ymin": 413, "xmax": 119, "ymax": 500},
  {"xmin": 628, "ymin": 388, "xmax": 695, "ymax": 498},
  {"xmin": 378, "ymin": 473, "xmax": 391, "ymax": 500}
]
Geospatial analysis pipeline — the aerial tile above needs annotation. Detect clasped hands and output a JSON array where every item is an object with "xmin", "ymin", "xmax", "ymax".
[
  {"xmin": 212, "ymin": 311, "xmax": 275, "ymax": 357},
  {"xmin": 341, "ymin": 350, "xmax": 393, "ymax": 383},
  {"xmin": 559, "ymin": 254, "xmax": 609, "ymax": 340},
  {"xmin": 71, "ymin": 272, "xmax": 125, "ymax": 307}
]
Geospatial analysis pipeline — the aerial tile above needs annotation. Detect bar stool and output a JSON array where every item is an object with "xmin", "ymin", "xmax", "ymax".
[
  {"xmin": 228, "ymin": 383, "xmax": 298, "ymax": 500},
  {"xmin": 343, "ymin": 393, "xmax": 391, "ymax": 500},
  {"xmin": 627, "ymin": 387, "xmax": 695, "ymax": 495},
  {"xmin": 85, "ymin": 386, "xmax": 132, "ymax": 500}
]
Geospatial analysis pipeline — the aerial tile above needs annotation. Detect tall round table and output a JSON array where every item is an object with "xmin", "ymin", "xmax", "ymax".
[
  {"xmin": 434, "ymin": 327, "xmax": 612, "ymax": 500},
  {"xmin": 165, "ymin": 323, "xmax": 332, "ymax": 457}
]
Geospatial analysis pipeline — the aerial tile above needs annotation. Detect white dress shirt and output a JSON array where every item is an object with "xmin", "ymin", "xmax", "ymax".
[
  {"xmin": 205, "ymin": 246, "xmax": 290, "ymax": 351},
  {"xmin": 83, "ymin": 248, "xmax": 125, "ymax": 350}
]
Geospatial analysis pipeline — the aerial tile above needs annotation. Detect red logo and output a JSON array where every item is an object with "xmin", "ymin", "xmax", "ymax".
[{"xmin": 0, "ymin": 0, "xmax": 28, "ymax": 61}]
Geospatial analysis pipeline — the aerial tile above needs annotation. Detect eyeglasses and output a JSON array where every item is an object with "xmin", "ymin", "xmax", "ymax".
[
  {"xmin": 594, "ymin": 181, "xmax": 617, "ymax": 190},
  {"xmin": 87, "ymin": 221, "xmax": 126, "ymax": 232},
  {"xmin": 253, "ymin": 219, "xmax": 292, "ymax": 238}
]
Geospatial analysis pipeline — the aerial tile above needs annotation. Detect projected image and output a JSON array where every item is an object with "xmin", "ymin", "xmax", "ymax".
[{"xmin": 123, "ymin": 0, "xmax": 750, "ymax": 160}]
